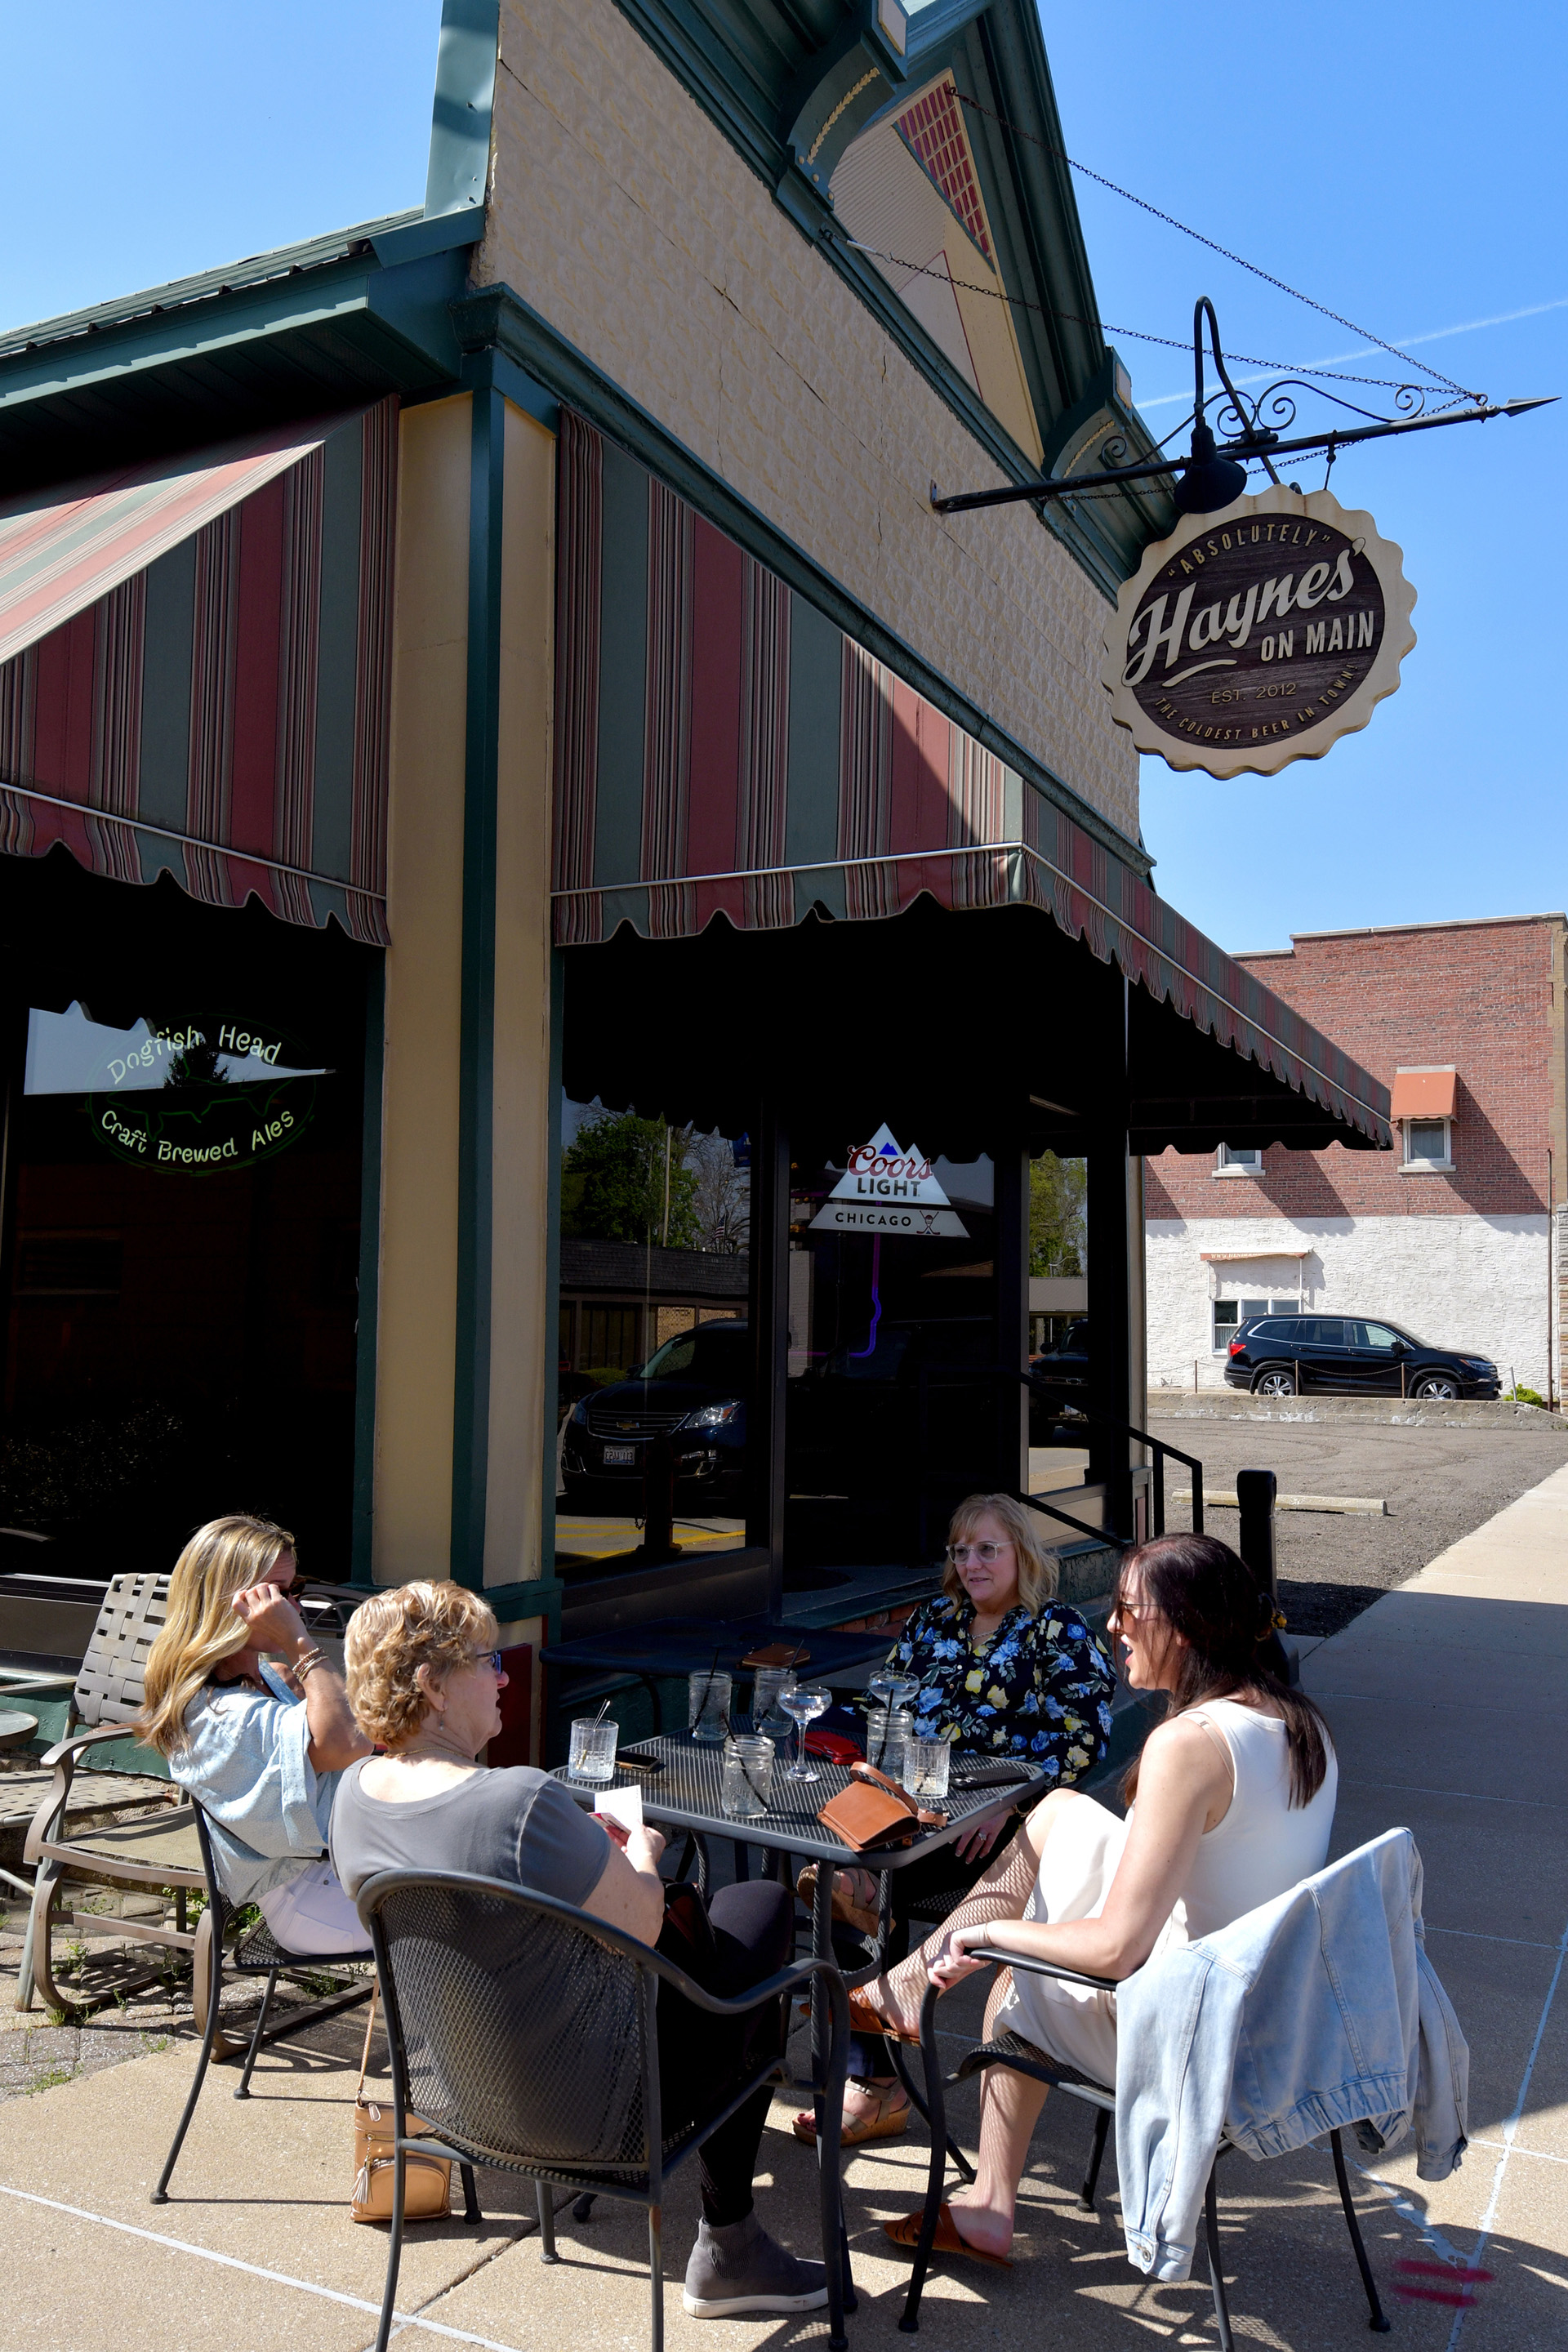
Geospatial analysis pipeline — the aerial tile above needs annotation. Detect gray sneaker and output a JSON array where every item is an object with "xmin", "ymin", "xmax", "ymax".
[{"xmin": 682, "ymin": 2212, "xmax": 830, "ymax": 2317}]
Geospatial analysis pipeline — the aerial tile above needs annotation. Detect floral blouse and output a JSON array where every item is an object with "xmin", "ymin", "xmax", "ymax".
[{"xmin": 886, "ymin": 1593, "xmax": 1116, "ymax": 1779}]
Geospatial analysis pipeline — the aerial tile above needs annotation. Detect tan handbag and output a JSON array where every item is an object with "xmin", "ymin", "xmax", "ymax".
[
  {"xmin": 816, "ymin": 1761, "xmax": 947, "ymax": 1854},
  {"xmin": 351, "ymin": 1988, "xmax": 452, "ymax": 2225}
]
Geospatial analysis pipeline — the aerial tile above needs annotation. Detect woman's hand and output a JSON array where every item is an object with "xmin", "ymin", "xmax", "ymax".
[
  {"xmin": 952, "ymin": 1804, "xmax": 1008, "ymax": 1864},
  {"xmin": 626, "ymin": 1825, "xmax": 667, "ymax": 1872},
  {"xmin": 927, "ymin": 1922, "xmax": 992, "ymax": 1989},
  {"xmin": 231, "ymin": 1580, "xmax": 310, "ymax": 1659}
]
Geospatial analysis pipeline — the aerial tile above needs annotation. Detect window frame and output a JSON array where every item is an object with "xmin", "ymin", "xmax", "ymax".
[
  {"xmin": 1401, "ymin": 1116, "xmax": 1454, "ymax": 1173},
  {"xmin": 1214, "ymin": 1143, "xmax": 1263, "ymax": 1178}
]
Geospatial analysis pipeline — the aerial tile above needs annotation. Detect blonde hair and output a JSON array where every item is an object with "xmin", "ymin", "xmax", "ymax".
[
  {"xmin": 345, "ymin": 1581, "xmax": 499, "ymax": 1748},
  {"xmin": 136, "ymin": 1515, "xmax": 296, "ymax": 1757},
  {"xmin": 941, "ymin": 1492, "xmax": 1058, "ymax": 1615}
]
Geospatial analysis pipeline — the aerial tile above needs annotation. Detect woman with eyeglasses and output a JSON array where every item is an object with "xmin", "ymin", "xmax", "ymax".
[
  {"xmin": 858, "ymin": 1532, "xmax": 1336, "ymax": 2270},
  {"xmin": 793, "ymin": 1492, "xmax": 1114, "ymax": 2147},
  {"xmin": 136, "ymin": 1515, "xmax": 373, "ymax": 1955},
  {"xmin": 328, "ymin": 1581, "xmax": 831, "ymax": 2322}
]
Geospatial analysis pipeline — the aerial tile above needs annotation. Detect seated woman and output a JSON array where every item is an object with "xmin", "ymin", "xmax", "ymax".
[
  {"xmin": 858, "ymin": 1530, "xmax": 1337, "ymax": 2266},
  {"xmin": 328, "ymin": 1580, "xmax": 827, "ymax": 2323},
  {"xmin": 136, "ymin": 1515, "xmax": 372, "ymax": 1953},
  {"xmin": 796, "ymin": 1492, "xmax": 1115, "ymax": 2147}
]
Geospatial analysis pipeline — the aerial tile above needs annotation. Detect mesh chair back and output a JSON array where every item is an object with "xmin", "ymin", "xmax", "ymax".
[
  {"xmin": 373, "ymin": 1878, "xmax": 648, "ymax": 2172},
  {"xmin": 74, "ymin": 1574, "xmax": 170, "ymax": 1728}
]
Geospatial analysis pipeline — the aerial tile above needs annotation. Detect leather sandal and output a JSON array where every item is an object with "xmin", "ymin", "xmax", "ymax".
[
  {"xmin": 845, "ymin": 1987, "xmax": 921, "ymax": 2046},
  {"xmin": 795, "ymin": 1864, "xmax": 880, "ymax": 1937},
  {"xmin": 791, "ymin": 2080, "xmax": 909, "ymax": 2145},
  {"xmin": 884, "ymin": 2203, "xmax": 1013, "ymax": 2270}
]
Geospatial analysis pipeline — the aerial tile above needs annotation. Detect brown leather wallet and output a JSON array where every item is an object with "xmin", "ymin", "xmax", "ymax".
[
  {"xmin": 816, "ymin": 1762, "xmax": 948, "ymax": 1852},
  {"xmin": 741, "ymin": 1642, "xmax": 809, "ymax": 1668}
]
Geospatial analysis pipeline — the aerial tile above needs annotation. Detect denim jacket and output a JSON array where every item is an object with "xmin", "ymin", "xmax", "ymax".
[
  {"xmin": 1116, "ymin": 1829, "xmax": 1468, "ymax": 2282},
  {"xmin": 169, "ymin": 1661, "xmax": 341, "ymax": 1904}
]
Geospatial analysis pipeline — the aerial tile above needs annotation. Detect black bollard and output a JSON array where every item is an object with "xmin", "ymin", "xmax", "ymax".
[{"xmin": 1236, "ymin": 1468, "xmax": 1295, "ymax": 1684}]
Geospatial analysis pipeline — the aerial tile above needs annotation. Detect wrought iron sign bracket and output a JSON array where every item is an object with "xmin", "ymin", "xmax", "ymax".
[{"xmin": 930, "ymin": 296, "xmax": 1554, "ymax": 520}]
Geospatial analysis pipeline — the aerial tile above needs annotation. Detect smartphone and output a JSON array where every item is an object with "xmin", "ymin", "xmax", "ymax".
[{"xmin": 617, "ymin": 1745, "xmax": 666, "ymax": 1774}]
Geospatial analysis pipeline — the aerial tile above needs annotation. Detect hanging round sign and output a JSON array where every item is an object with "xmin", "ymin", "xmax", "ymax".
[{"xmin": 1101, "ymin": 485, "xmax": 1416, "ymax": 777}]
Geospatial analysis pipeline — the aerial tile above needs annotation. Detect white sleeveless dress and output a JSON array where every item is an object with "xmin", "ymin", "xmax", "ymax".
[{"xmin": 994, "ymin": 1699, "xmax": 1338, "ymax": 2084}]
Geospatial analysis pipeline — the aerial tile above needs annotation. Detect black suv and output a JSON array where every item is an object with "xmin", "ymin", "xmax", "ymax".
[
  {"xmin": 561, "ymin": 1320, "xmax": 749, "ymax": 1504},
  {"xmin": 1223, "ymin": 1315, "xmax": 1499, "ymax": 1401}
]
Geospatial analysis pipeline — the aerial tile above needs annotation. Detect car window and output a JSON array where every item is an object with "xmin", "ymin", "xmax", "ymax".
[
  {"xmin": 1352, "ymin": 1322, "xmax": 1402, "ymax": 1352},
  {"xmin": 1250, "ymin": 1318, "xmax": 1299, "ymax": 1341},
  {"xmin": 640, "ymin": 1325, "xmax": 749, "ymax": 1383},
  {"xmin": 1295, "ymin": 1318, "xmax": 1346, "ymax": 1346}
]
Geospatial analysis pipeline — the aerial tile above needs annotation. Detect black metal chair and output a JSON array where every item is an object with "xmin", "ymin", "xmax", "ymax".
[
  {"xmin": 890, "ymin": 1949, "xmax": 1391, "ymax": 2342},
  {"xmin": 152, "ymin": 1800, "xmax": 375, "ymax": 2203},
  {"xmin": 356, "ymin": 1866, "xmax": 853, "ymax": 2352}
]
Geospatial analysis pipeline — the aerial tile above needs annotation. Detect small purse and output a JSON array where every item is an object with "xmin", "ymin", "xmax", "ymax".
[
  {"xmin": 816, "ymin": 1762, "xmax": 947, "ymax": 1854},
  {"xmin": 351, "ymin": 1988, "xmax": 452, "ymax": 2225}
]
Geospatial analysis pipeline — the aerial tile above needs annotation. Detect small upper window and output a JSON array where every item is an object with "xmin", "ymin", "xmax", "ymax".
[
  {"xmin": 1216, "ymin": 1143, "xmax": 1263, "ymax": 1175},
  {"xmin": 1402, "ymin": 1117, "xmax": 1452, "ymax": 1170}
]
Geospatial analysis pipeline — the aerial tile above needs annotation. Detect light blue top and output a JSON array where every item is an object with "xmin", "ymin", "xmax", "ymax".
[{"xmin": 169, "ymin": 1660, "xmax": 343, "ymax": 1905}]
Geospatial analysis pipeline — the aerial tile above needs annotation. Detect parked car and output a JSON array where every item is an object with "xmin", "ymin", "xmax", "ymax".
[
  {"xmin": 561, "ymin": 1319, "xmax": 749, "ymax": 1505},
  {"xmin": 1223, "ymin": 1315, "xmax": 1499, "ymax": 1401}
]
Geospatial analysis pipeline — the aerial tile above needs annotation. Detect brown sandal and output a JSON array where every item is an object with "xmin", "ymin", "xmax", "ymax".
[
  {"xmin": 791, "ymin": 2081, "xmax": 909, "ymax": 2145},
  {"xmin": 884, "ymin": 2203, "xmax": 1013, "ymax": 2270},
  {"xmin": 795, "ymin": 1864, "xmax": 880, "ymax": 1937},
  {"xmin": 845, "ymin": 1987, "xmax": 921, "ymax": 2046}
]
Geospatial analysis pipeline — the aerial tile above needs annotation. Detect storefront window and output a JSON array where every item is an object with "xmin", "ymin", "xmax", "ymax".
[
  {"xmin": 555, "ymin": 1095, "xmax": 752, "ymax": 1577},
  {"xmin": 1, "ymin": 864, "xmax": 370, "ymax": 1588}
]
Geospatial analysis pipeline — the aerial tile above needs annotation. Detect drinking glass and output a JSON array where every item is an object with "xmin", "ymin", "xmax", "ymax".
[
  {"xmin": 778, "ymin": 1684, "xmax": 831, "ymax": 1781},
  {"xmin": 688, "ymin": 1669, "xmax": 733, "ymax": 1744},
  {"xmin": 751, "ymin": 1668, "xmax": 798, "ymax": 1738},
  {"xmin": 865, "ymin": 1705, "xmax": 913, "ymax": 1781},
  {"xmin": 902, "ymin": 1737, "xmax": 951, "ymax": 1804},
  {"xmin": 720, "ymin": 1733, "xmax": 775, "ymax": 1820},
  {"xmin": 866, "ymin": 1670, "xmax": 919, "ymax": 1713},
  {"xmin": 568, "ymin": 1716, "xmax": 619, "ymax": 1784}
]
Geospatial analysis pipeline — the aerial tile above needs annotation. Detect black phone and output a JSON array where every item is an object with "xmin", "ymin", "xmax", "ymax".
[
  {"xmin": 617, "ymin": 1745, "xmax": 666, "ymax": 1774},
  {"xmin": 951, "ymin": 1762, "xmax": 1032, "ymax": 1790}
]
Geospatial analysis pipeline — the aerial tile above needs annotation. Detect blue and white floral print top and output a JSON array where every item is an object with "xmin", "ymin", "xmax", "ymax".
[{"xmin": 887, "ymin": 1593, "xmax": 1116, "ymax": 1776}]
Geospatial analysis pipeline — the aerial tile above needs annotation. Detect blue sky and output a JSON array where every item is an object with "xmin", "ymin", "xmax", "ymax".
[{"xmin": 1, "ymin": 3, "xmax": 1561, "ymax": 954}]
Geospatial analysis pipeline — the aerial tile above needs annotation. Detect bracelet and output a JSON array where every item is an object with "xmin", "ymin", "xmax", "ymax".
[{"xmin": 291, "ymin": 1646, "xmax": 328, "ymax": 1681}]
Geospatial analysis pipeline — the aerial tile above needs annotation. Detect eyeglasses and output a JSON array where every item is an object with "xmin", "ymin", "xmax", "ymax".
[
  {"xmin": 470, "ymin": 1649, "xmax": 504, "ymax": 1674},
  {"xmin": 947, "ymin": 1541, "xmax": 1009, "ymax": 1566}
]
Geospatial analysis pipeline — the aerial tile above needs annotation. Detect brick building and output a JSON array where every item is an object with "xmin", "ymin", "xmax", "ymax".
[{"xmin": 1146, "ymin": 915, "xmax": 1568, "ymax": 1397}]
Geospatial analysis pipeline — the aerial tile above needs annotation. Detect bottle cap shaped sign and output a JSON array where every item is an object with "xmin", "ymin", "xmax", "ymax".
[{"xmin": 1102, "ymin": 484, "xmax": 1416, "ymax": 777}]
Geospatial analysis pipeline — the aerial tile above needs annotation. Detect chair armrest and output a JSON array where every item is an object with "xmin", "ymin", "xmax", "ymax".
[
  {"xmin": 968, "ymin": 1944, "xmax": 1118, "ymax": 1992},
  {"xmin": 22, "ymin": 1725, "xmax": 175, "ymax": 1865},
  {"xmin": 645, "ymin": 1949, "xmax": 849, "ymax": 2023}
]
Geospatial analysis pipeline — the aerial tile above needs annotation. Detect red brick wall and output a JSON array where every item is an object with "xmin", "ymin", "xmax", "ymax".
[{"xmin": 1146, "ymin": 916, "xmax": 1566, "ymax": 1221}]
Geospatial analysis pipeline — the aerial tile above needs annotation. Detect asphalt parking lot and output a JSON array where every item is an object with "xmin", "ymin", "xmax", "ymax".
[{"xmin": 1157, "ymin": 1416, "xmax": 1568, "ymax": 1637}]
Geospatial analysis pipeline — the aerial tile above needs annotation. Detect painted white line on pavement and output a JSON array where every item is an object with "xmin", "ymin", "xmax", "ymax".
[
  {"xmin": 1469, "ymin": 2139, "xmax": 1568, "ymax": 2167},
  {"xmin": 1337, "ymin": 1776, "xmax": 1568, "ymax": 1811},
  {"xmin": 0, "ymin": 2182, "xmax": 526, "ymax": 2352},
  {"xmin": 1425, "ymin": 1926, "xmax": 1564, "ymax": 1952},
  {"xmin": 1446, "ymin": 1901, "xmax": 1568, "ymax": 2352}
]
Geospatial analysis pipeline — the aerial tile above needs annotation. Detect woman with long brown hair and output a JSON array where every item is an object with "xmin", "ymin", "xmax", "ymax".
[
  {"xmin": 858, "ymin": 1531, "xmax": 1338, "ymax": 2268},
  {"xmin": 136, "ymin": 1515, "xmax": 371, "ymax": 1953}
]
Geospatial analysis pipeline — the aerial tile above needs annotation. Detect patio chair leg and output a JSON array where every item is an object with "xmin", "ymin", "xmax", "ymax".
[
  {"xmin": 888, "ymin": 2038, "xmax": 974, "ymax": 2186},
  {"xmin": 234, "ymin": 1971, "xmax": 277, "ymax": 2098},
  {"xmin": 460, "ymin": 2164, "xmax": 481, "ymax": 2224},
  {"xmin": 149, "ymin": 1931, "xmax": 228, "ymax": 2203},
  {"xmin": 16, "ymin": 1863, "xmax": 71, "ymax": 2016},
  {"xmin": 648, "ymin": 2203, "xmax": 664, "ymax": 2352},
  {"xmin": 1080, "ymin": 2107, "xmax": 1111, "ymax": 2212},
  {"xmin": 572, "ymin": 2193, "xmax": 596, "ymax": 2221},
  {"xmin": 536, "ymin": 2180, "xmax": 558, "ymax": 2261},
  {"xmin": 1202, "ymin": 2167, "xmax": 1235, "ymax": 2352},
  {"xmin": 898, "ymin": 1985, "xmax": 950, "ymax": 2335},
  {"xmin": 372, "ymin": 2149, "xmax": 408, "ymax": 2352},
  {"xmin": 1330, "ymin": 2128, "xmax": 1392, "ymax": 2332}
]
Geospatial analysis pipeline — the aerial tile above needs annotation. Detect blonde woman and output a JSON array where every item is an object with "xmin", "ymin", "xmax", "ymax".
[
  {"xmin": 795, "ymin": 1493, "xmax": 1115, "ymax": 2148},
  {"xmin": 136, "ymin": 1516, "xmax": 371, "ymax": 1954},
  {"xmin": 329, "ymin": 1581, "xmax": 831, "ymax": 2322}
]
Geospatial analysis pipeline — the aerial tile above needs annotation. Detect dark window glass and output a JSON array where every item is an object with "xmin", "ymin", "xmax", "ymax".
[{"xmin": 1297, "ymin": 1318, "xmax": 1347, "ymax": 1346}]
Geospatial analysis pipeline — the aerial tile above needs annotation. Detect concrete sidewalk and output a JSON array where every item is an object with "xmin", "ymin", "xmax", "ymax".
[{"xmin": 3, "ymin": 1468, "xmax": 1566, "ymax": 2351}]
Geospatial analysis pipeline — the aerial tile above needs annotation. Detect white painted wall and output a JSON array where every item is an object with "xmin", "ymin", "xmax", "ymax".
[{"xmin": 1146, "ymin": 1214, "xmax": 1551, "ymax": 1393}]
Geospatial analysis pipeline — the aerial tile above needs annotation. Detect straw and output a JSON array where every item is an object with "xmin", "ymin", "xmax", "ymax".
[{"xmin": 593, "ymin": 1697, "xmax": 613, "ymax": 1727}]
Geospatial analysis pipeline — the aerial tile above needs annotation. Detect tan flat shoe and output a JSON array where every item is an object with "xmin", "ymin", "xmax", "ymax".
[
  {"xmin": 791, "ymin": 2082, "xmax": 909, "ymax": 2146},
  {"xmin": 795, "ymin": 1864, "xmax": 880, "ymax": 1937},
  {"xmin": 884, "ymin": 2203, "xmax": 1013, "ymax": 2270},
  {"xmin": 844, "ymin": 1988, "xmax": 921, "ymax": 2046}
]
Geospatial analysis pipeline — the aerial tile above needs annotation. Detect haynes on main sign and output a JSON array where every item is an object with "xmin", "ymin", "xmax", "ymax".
[{"xmin": 809, "ymin": 1126, "xmax": 969, "ymax": 1238}]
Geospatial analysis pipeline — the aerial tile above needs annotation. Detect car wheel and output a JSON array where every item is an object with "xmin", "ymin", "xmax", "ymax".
[
  {"xmin": 1252, "ymin": 1368, "xmax": 1297, "ymax": 1397},
  {"xmin": 1413, "ymin": 1375, "xmax": 1460, "ymax": 1401}
]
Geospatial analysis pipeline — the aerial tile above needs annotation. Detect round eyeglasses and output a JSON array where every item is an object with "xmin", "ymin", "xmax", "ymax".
[
  {"xmin": 470, "ymin": 1649, "xmax": 504, "ymax": 1673},
  {"xmin": 947, "ymin": 1540, "xmax": 1009, "ymax": 1566}
]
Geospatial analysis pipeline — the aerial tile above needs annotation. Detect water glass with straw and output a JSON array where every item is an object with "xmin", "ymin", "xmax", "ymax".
[
  {"xmin": 688, "ymin": 1655, "xmax": 733, "ymax": 1744},
  {"xmin": 720, "ymin": 1733, "xmax": 775, "ymax": 1820},
  {"xmin": 568, "ymin": 1699, "xmax": 619, "ymax": 1784}
]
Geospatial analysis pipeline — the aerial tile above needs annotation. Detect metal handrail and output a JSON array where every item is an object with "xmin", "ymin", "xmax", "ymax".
[{"xmin": 915, "ymin": 1361, "xmax": 1205, "ymax": 1541}]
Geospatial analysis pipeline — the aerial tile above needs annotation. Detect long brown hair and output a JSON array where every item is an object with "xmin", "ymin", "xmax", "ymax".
[
  {"xmin": 1117, "ymin": 1532, "xmax": 1330, "ymax": 1808},
  {"xmin": 136, "ymin": 1515, "xmax": 296, "ymax": 1757}
]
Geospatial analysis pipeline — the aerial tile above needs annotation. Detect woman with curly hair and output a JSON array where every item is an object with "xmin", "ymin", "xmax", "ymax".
[
  {"xmin": 136, "ymin": 1515, "xmax": 372, "ymax": 1953},
  {"xmin": 329, "ymin": 1580, "xmax": 831, "ymax": 2323}
]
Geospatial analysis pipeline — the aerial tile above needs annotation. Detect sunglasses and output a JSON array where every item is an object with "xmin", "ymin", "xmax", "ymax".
[{"xmin": 947, "ymin": 1541, "xmax": 1009, "ymax": 1566}]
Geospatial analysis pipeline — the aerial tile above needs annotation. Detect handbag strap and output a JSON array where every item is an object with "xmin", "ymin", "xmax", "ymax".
[
  {"xmin": 851, "ymin": 1760, "xmax": 917, "ymax": 1815},
  {"xmin": 354, "ymin": 1981, "xmax": 381, "ymax": 2105}
]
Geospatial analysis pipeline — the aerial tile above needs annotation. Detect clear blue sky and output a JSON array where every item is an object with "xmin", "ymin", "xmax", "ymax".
[{"xmin": 2, "ymin": 3, "xmax": 1561, "ymax": 955}]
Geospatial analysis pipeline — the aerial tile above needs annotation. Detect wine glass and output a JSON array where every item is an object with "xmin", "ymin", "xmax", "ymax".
[
  {"xmin": 779, "ymin": 1684, "xmax": 831, "ymax": 1781},
  {"xmin": 866, "ymin": 1670, "xmax": 919, "ymax": 1720}
]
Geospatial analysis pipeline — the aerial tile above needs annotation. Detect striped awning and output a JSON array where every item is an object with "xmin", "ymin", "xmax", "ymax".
[
  {"xmin": 551, "ymin": 413, "xmax": 1389, "ymax": 1146},
  {"xmin": 0, "ymin": 402, "xmax": 396, "ymax": 943}
]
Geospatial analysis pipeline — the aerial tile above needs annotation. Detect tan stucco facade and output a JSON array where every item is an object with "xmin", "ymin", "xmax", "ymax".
[{"xmin": 478, "ymin": 0, "xmax": 1141, "ymax": 848}]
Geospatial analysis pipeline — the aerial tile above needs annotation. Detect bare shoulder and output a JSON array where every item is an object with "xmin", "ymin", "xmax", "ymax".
[{"xmin": 1138, "ymin": 1711, "xmax": 1234, "ymax": 1788}]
